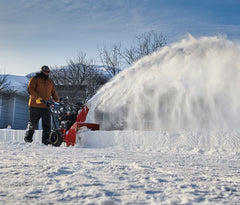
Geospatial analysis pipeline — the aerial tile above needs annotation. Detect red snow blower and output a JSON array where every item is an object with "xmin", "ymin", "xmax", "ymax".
[{"xmin": 42, "ymin": 99, "xmax": 99, "ymax": 147}]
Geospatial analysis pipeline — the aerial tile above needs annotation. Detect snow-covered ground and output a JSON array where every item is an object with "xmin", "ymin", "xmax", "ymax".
[{"xmin": 0, "ymin": 129, "xmax": 239, "ymax": 204}]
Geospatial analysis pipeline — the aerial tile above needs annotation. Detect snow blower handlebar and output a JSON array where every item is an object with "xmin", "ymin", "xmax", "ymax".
[
  {"xmin": 41, "ymin": 99, "xmax": 62, "ymax": 108},
  {"xmin": 40, "ymin": 98, "xmax": 64, "ymax": 147}
]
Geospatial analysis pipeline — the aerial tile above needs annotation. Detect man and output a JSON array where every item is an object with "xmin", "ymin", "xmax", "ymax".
[{"xmin": 24, "ymin": 65, "xmax": 59, "ymax": 145}]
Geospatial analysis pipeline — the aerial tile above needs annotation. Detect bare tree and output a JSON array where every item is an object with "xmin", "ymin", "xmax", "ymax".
[
  {"xmin": 99, "ymin": 43, "xmax": 122, "ymax": 77},
  {"xmin": 51, "ymin": 52, "xmax": 109, "ymax": 111},
  {"xmin": 122, "ymin": 30, "xmax": 167, "ymax": 65},
  {"xmin": 98, "ymin": 31, "xmax": 167, "ymax": 74}
]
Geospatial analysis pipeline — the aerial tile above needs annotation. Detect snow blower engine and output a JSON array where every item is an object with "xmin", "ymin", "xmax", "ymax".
[{"xmin": 42, "ymin": 98, "xmax": 100, "ymax": 147}]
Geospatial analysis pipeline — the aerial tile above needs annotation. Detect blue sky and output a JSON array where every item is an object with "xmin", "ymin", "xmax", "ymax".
[{"xmin": 1, "ymin": 0, "xmax": 240, "ymax": 76}]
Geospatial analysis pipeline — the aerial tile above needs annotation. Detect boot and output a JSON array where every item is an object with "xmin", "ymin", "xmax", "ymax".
[
  {"xmin": 42, "ymin": 130, "xmax": 51, "ymax": 145},
  {"xmin": 24, "ymin": 135, "xmax": 33, "ymax": 143},
  {"xmin": 24, "ymin": 122, "xmax": 34, "ymax": 143}
]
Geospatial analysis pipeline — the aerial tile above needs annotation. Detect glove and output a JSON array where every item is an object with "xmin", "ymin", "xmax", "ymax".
[{"xmin": 36, "ymin": 98, "xmax": 43, "ymax": 104}]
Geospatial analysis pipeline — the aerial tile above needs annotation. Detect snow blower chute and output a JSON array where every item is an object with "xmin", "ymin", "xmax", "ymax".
[{"xmin": 63, "ymin": 105, "xmax": 100, "ymax": 146}]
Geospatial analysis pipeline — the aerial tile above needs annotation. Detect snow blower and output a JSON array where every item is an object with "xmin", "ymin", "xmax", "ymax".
[{"xmin": 42, "ymin": 99, "xmax": 99, "ymax": 147}]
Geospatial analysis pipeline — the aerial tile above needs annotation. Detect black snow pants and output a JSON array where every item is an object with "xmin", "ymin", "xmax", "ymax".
[{"xmin": 24, "ymin": 107, "xmax": 51, "ymax": 145}]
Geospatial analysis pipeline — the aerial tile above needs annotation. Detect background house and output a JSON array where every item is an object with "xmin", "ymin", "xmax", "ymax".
[{"xmin": 0, "ymin": 75, "xmax": 29, "ymax": 129}]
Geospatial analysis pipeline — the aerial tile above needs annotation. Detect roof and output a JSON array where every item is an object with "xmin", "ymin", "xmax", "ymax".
[{"xmin": 0, "ymin": 75, "xmax": 29, "ymax": 96}]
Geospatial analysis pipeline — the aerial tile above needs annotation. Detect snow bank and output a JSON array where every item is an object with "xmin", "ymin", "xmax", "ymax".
[
  {"xmin": 1, "ymin": 129, "xmax": 239, "ymax": 153},
  {"xmin": 79, "ymin": 130, "xmax": 240, "ymax": 153},
  {"xmin": 0, "ymin": 129, "xmax": 42, "ymax": 143}
]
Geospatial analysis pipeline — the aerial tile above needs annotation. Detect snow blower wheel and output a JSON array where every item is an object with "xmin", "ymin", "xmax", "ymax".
[{"xmin": 49, "ymin": 129, "xmax": 63, "ymax": 146}]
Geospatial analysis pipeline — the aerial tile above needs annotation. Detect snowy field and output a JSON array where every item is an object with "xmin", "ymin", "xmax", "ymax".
[{"xmin": 0, "ymin": 129, "xmax": 240, "ymax": 205}]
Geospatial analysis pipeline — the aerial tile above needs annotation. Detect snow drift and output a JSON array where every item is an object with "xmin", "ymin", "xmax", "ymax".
[
  {"xmin": 1, "ymin": 129, "xmax": 240, "ymax": 153},
  {"xmin": 87, "ymin": 35, "xmax": 240, "ymax": 132}
]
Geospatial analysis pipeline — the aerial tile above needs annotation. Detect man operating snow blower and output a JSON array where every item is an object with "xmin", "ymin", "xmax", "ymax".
[{"xmin": 24, "ymin": 65, "xmax": 59, "ymax": 145}]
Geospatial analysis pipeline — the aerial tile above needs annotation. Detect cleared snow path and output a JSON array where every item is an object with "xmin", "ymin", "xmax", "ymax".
[{"xmin": 0, "ymin": 130, "xmax": 240, "ymax": 204}]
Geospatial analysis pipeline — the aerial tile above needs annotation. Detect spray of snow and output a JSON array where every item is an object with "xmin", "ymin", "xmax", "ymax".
[{"xmin": 87, "ymin": 35, "xmax": 240, "ymax": 132}]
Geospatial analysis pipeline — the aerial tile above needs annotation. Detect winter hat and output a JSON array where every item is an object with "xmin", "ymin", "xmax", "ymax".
[{"xmin": 41, "ymin": 65, "xmax": 50, "ymax": 73}]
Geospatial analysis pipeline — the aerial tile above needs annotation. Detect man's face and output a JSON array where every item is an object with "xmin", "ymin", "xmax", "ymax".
[{"xmin": 43, "ymin": 71, "xmax": 50, "ymax": 75}]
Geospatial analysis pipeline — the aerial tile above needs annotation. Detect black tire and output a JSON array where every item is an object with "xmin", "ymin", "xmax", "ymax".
[{"xmin": 49, "ymin": 129, "xmax": 63, "ymax": 147}]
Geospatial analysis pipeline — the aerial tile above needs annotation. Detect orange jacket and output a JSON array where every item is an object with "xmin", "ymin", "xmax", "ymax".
[{"xmin": 28, "ymin": 74, "xmax": 59, "ymax": 108}]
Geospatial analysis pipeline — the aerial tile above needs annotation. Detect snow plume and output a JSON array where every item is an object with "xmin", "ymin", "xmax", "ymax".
[{"xmin": 87, "ymin": 35, "xmax": 240, "ymax": 131}]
